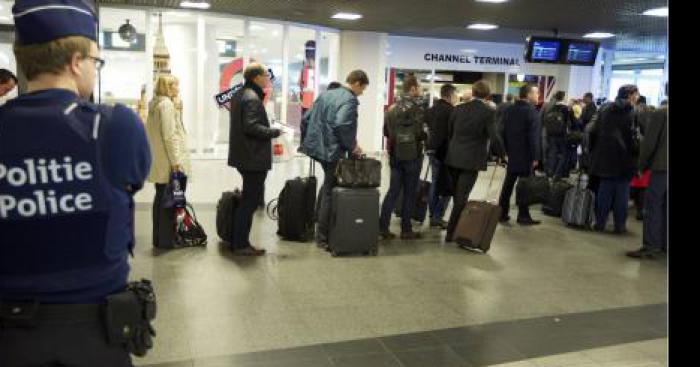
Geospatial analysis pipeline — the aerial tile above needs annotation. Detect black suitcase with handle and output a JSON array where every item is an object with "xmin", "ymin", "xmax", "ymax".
[
  {"xmin": 216, "ymin": 190, "xmax": 241, "ymax": 243},
  {"xmin": 273, "ymin": 160, "xmax": 317, "ymax": 241}
]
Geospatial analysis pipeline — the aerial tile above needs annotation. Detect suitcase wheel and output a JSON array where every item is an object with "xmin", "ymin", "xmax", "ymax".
[
  {"xmin": 365, "ymin": 249, "xmax": 378, "ymax": 256},
  {"xmin": 331, "ymin": 251, "xmax": 339, "ymax": 257}
]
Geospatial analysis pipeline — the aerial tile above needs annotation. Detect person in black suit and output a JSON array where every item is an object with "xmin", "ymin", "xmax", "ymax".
[
  {"xmin": 425, "ymin": 83, "xmax": 458, "ymax": 228},
  {"xmin": 444, "ymin": 80, "xmax": 505, "ymax": 242},
  {"xmin": 497, "ymin": 84, "xmax": 542, "ymax": 225},
  {"xmin": 581, "ymin": 92, "xmax": 598, "ymax": 127}
]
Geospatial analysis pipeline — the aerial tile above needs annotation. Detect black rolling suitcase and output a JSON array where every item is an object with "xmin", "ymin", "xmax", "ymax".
[
  {"xmin": 216, "ymin": 190, "xmax": 242, "ymax": 243},
  {"xmin": 328, "ymin": 187, "xmax": 379, "ymax": 257},
  {"xmin": 270, "ymin": 160, "xmax": 317, "ymax": 241}
]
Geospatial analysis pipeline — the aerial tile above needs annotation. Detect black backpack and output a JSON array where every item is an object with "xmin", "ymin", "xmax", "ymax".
[
  {"xmin": 545, "ymin": 107, "xmax": 567, "ymax": 136},
  {"xmin": 390, "ymin": 103, "xmax": 419, "ymax": 161}
]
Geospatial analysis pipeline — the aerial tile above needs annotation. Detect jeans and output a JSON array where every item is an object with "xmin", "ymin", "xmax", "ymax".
[
  {"xmin": 498, "ymin": 171, "xmax": 532, "ymax": 220},
  {"xmin": 379, "ymin": 157, "xmax": 421, "ymax": 233},
  {"xmin": 547, "ymin": 136, "xmax": 568, "ymax": 178},
  {"xmin": 445, "ymin": 169, "xmax": 479, "ymax": 238},
  {"xmin": 643, "ymin": 171, "xmax": 667, "ymax": 251},
  {"xmin": 316, "ymin": 160, "xmax": 339, "ymax": 244},
  {"xmin": 233, "ymin": 169, "xmax": 268, "ymax": 249},
  {"xmin": 595, "ymin": 177, "xmax": 630, "ymax": 231},
  {"xmin": 428, "ymin": 155, "xmax": 450, "ymax": 223}
]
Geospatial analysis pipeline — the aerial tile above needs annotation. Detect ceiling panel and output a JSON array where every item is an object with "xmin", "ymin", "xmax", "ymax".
[{"xmin": 95, "ymin": 0, "xmax": 668, "ymax": 53}]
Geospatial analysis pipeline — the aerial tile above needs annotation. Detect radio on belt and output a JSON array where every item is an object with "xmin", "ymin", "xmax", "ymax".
[{"xmin": 0, "ymin": 157, "xmax": 95, "ymax": 218}]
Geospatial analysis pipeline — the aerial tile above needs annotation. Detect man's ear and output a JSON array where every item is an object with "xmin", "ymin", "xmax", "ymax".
[{"xmin": 67, "ymin": 52, "xmax": 83, "ymax": 76}]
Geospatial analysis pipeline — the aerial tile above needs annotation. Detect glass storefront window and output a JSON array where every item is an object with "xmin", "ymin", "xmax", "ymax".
[
  {"xmin": 248, "ymin": 21, "xmax": 284, "ymax": 123},
  {"xmin": 98, "ymin": 8, "xmax": 149, "ymax": 115},
  {"xmin": 97, "ymin": 6, "xmax": 339, "ymax": 158}
]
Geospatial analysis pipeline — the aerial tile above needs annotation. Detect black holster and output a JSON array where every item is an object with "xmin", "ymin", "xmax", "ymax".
[{"xmin": 102, "ymin": 279, "xmax": 157, "ymax": 357}]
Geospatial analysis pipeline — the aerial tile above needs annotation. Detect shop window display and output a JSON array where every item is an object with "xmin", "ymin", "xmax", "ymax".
[
  {"xmin": 287, "ymin": 26, "xmax": 316, "ymax": 133},
  {"xmin": 248, "ymin": 21, "xmax": 284, "ymax": 124}
]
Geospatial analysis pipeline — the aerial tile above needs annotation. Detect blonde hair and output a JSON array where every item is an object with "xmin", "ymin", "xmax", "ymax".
[
  {"xmin": 14, "ymin": 36, "xmax": 92, "ymax": 81},
  {"xmin": 572, "ymin": 104, "xmax": 583, "ymax": 119},
  {"xmin": 154, "ymin": 74, "xmax": 178, "ymax": 98}
]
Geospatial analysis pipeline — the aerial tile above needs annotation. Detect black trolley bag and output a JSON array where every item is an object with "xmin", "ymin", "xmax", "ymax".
[
  {"xmin": 216, "ymin": 190, "xmax": 242, "ymax": 243},
  {"xmin": 328, "ymin": 187, "xmax": 380, "ymax": 257},
  {"xmin": 394, "ymin": 159, "xmax": 430, "ymax": 223},
  {"xmin": 515, "ymin": 172, "xmax": 550, "ymax": 207},
  {"xmin": 269, "ymin": 159, "xmax": 318, "ymax": 241},
  {"xmin": 542, "ymin": 179, "xmax": 574, "ymax": 217}
]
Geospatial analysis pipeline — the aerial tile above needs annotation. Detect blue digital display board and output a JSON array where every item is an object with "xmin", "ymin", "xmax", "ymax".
[
  {"xmin": 531, "ymin": 40, "xmax": 561, "ymax": 62},
  {"xmin": 566, "ymin": 42, "xmax": 598, "ymax": 64}
]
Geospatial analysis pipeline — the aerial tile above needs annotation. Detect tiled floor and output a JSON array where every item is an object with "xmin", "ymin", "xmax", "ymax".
[{"xmin": 129, "ymin": 156, "xmax": 668, "ymax": 366}]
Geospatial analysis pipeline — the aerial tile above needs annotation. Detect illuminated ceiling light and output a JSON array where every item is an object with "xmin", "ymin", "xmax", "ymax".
[
  {"xmin": 467, "ymin": 23, "xmax": 499, "ymax": 30},
  {"xmin": 476, "ymin": 0, "xmax": 509, "ymax": 3},
  {"xmin": 643, "ymin": 7, "xmax": 668, "ymax": 17},
  {"xmin": 332, "ymin": 12, "xmax": 363, "ymax": 20},
  {"xmin": 516, "ymin": 74, "xmax": 525, "ymax": 82},
  {"xmin": 583, "ymin": 32, "xmax": 615, "ymax": 39},
  {"xmin": 180, "ymin": 1, "xmax": 210, "ymax": 10}
]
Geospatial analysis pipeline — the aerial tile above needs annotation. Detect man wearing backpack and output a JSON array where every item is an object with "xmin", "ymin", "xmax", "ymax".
[
  {"xmin": 544, "ymin": 91, "xmax": 572, "ymax": 180},
  {"xmin": 379, "ymin": 74, "xmax": 428, "ymax": 240}
]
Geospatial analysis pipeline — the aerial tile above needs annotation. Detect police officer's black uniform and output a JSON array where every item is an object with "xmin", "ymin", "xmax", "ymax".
[{"xmin": 0, "ymin": 1, "xmax": 153, "ymax": 365}]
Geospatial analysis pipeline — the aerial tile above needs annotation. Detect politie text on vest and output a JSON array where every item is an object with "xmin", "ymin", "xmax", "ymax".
[{"xmin": 0, "ymin": 157, "xmax": 95, "ymax": 218}]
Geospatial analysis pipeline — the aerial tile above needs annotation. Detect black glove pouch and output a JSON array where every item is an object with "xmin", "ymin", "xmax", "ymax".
[{"xmin": 102, "ymin": 280, "xmax": 157, "ymax": 357}]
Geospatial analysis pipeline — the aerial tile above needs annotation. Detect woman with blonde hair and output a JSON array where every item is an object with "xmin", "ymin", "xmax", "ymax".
[{"xmin": 145, "ymin": 74, "xmax": 191, "ymax": 248}]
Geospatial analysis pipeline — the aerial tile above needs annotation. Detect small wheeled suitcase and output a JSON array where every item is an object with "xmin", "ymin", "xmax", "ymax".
[
  {"xmin": 542, "ymin": 179, "xmax": 574, "ymax": 217},
  {"xmin": 328, "ymin": 187, "xmax": 379, "ymax": 256},
  {"xmin": 561, "ymin": 175, "xmax": 595, "ymax": 229},
  {"xmin": 394, "ymin": 162, "xmax": 430, "ymax": 223},
  {"xmin": 271, "ymin": 159, "xmax": 317, "ymax": 241},
  {"xmin": 454, "ymin": 165, "xmax": 502, "ymax": 253},
  {"xmin": 216, "ymin": 190, "xmax": 242, "ymax": 243}
]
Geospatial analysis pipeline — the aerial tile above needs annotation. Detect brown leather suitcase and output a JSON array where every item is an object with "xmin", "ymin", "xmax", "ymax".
[{"xmin": 454, "ymin": 166, "xmax": 501, "ymax": 253}]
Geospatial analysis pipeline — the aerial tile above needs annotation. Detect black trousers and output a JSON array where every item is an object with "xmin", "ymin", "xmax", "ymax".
[
  {"xmin": 446, "ymin": 168, "xmax": 479, "ymax": 238},
  {"xmin": 0, "ymin": 315, "xmax": 132, "ymax": 367},
  {"xmin": 153, "ymin": 183, "xmax": 175, "ymax": 248},
  {"xmin": 498, "ymin": 171, "xmax": 532, "ymax": 220},
  {"xmin": 233, "ymin": 169, "xmax": 268, "ymax": 248}
]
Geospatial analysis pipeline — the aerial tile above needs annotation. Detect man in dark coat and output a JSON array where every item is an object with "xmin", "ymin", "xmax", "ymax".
[
  {"xmin": 581, "ymin": 92, "xmax": 598, "ymax": 127},
  {"xmin": 497, "ymin": 84, "xmax": 542, "ymax": 225},
  {"xmin": 444, "ymin": 81, "xmax": 505, "ymax": 242},
  {"xmin": 589, "ymin": 85, "xmax": 640, "ymax": 234},
  {"xmin": 228, "ymin": 63, "xmax": 282, "ymax": 255},
  {"xmin": 627, "ymin": 97, "xmax": 667, "ymax": 259},
  {"xmin": 425, "ymin": 83, "xmax": 458, "ymax": 228}
]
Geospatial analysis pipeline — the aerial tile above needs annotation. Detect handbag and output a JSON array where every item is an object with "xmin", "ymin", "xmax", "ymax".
[
  {"xmin": 335, "ymin": 155, "xmax": 382, "ymax": 188},
  {"xmin": 174, "ymin": 204, "xmax": 208, "ymax": 247},
  {"xmin": 516, "ymin": 173, "xmax": 550, "ymax": 207}
]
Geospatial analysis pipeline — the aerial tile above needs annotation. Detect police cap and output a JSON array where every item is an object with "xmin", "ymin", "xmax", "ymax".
[{"xmin": 12, "ymin": 0, "xmax": 97, "ymax": 46}]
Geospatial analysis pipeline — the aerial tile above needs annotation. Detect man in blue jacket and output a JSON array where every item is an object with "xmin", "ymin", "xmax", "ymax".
[
  {"xmin": 0, "ymin": 0, "xmax": 151, "ymax": 365},
  {"xmin": 300, "ymin": 70, "xmax": 369, "ymax": 249}
]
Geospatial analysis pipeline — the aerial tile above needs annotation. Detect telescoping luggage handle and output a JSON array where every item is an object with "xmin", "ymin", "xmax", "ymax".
[{"xmin": 483, "ymin": 162, "xmax": 502, "ymax": 202}]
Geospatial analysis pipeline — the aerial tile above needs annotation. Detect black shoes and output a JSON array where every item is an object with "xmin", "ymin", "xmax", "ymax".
[
  {"xmin": 430, "ymin": 220, "xmax": 448, "ymax": 229},
  {"xmin": 400, "ymin": 231, "xmax": 423, "ymax": 240},
  {"xmin": 626, "ymin": 247, "xmax": 661, "ymax": 259},
  {"xmin": 233, "ymin": 246, "xmax": 266, "ymax": 256},
  {"xmin": 517, "ymin": 218, "xmax": 542, "ymax": 226},
  {"xmin": 380, "ymin": 231, "xmax": 397, "ymax": 240},
  {"xmin": 499, "ymin": 215, "xmax": 511, "ymax": 223}
]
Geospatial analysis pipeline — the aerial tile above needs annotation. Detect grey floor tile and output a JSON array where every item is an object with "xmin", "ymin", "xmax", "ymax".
[
  {"xmin": 394, "ymin": 346, "xmax": 471, "ymax": 367},
  {"xmin": 321, "ymin": 339, "xmax": 388, "ymax": 358},
  {"xmin": 449, "ymin": 339, "xmax": 526, "ymax": 367},
  {"xmin": 331, "ymin": 353, "xmax": 403, "ymax": 367},
  {"xmin": 139, "ymin": 361, "xmax": 194, "ymax": 367},
  {"xmin": 379, "ymin": 331, "xmax": 445, "ymax": 352}
]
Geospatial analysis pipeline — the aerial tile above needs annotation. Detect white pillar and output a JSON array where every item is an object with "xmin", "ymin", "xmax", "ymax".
[
  {"xmin": 281, "ymin": 23, "xmax": 290, "ymax": 124},
  {"xmin": 601, "ymin": 49, "xmax": 615, "ymax": 101},
  {"xmin": 195, "ymin": 15, "xmax": 205, "ymax": 156},
  {"xmin": 339, "ymin": 31, "xmax": 388, "ymax": 154}
]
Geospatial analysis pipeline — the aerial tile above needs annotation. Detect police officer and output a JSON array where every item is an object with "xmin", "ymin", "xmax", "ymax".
[{"xmin": 0, "ymin": 1, "xmax": 152, "ymax": 366}]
